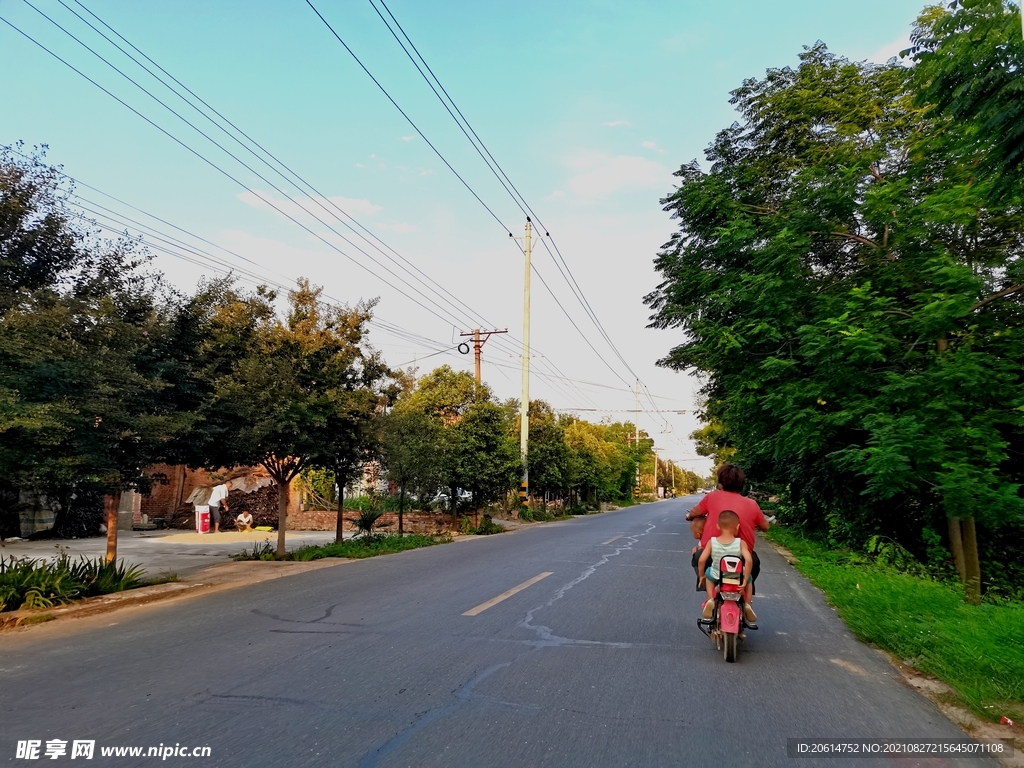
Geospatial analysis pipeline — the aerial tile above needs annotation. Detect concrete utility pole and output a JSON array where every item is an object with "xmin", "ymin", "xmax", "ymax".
[
  {"xmin": 459, "ymin": 328, "xmax": 508, "ymax": 385},
  {"xmin": 519, "ymin": 218, "xmax": 533, "ymax": 507},
  {"xmin": 634, "ymin": 379, "xmax": 641, "ymax": 497}
]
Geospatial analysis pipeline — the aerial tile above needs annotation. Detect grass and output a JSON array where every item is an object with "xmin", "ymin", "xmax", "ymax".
[
  {"xmin": 764, "ymin": 526, "xmax": 1024, "ymax": 720},
  {"xmin": 0, "ymin": 554, "xmax": 147, "ymax": 612},
  {"xmin": 235, "ymin": 534, "xmax": 449, "ymax": 562}
]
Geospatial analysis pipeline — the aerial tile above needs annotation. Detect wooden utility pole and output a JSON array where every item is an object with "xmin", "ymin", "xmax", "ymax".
[{"xmin": 459, "ymin": 328, "xmax": 508, "ymax": 384}]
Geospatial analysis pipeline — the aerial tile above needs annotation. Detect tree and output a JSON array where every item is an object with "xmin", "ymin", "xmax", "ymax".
[
  {"xmin": 912, "ymin": 0, "xmax": 1024, "ymax": 199},
  {"xmin": 0, "ymin": 147, "xmax": 196, "ymax": 560},
  {"xmin": 562, "ymin": 419, "xmax": 636, "ymax": 503},
  {"xmin": 525, "ymin": 401, "xmax": 571, "ymax": 506},
  {"xmin": 197, "ymin": 279, "xmax": 389, "ymax": 556},
  {"xmin": 645, "ymin": 41, "xmax": 1024, "ymax": 602},
  {"xmin": 689, "ymin": 420, "xmax": 736, "ymax": 468},
  {"xmin": 401, "ymin": 365, "xmax": 487, "ymax": 423},
  {"xmin": 439, "ymin": 401, "xmax": 519, "ymax": 517},
  {"xmin": 379, "ymin": 407, "xmax": 441, "ymax": 535},
  {"xmin": 395, "ymin": 366, "xmax": 517, "ymax": 520}
]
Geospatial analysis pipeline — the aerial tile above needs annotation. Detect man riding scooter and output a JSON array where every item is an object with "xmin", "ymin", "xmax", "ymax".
[{"xmin": 685, "ymin": 463, "xmax": 770, "ymax": 623}]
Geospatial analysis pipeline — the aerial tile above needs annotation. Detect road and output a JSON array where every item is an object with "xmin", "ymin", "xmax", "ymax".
[{"xmin": 1, "ymin": 496, "xmax": 995, "ymax": 767}]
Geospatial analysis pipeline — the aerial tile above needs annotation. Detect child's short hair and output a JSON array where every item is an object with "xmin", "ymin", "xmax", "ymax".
[{"xmin": 718, "ymin": 510, "xmax": 740, "ymax": 528}]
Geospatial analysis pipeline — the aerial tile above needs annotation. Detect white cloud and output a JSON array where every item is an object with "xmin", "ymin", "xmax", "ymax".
[
  {"xmin": 565, "ymin": 152, "xmax": 670, "ymax": 199},
  {"xmin": 401, "ymin": 135, "xmax": 416, "ymax": 142},
  {"xmin": 641, "ymin": 140, "xmax": 658, "ymax": 149},
  {"xmin": 603, "ymin": 120, "xmax": 631, "ymax": 127},
  {"xmin": 381, "ymin": 221, "xmax": 419, "ymax": 234},
  {"xmin": 237, "ymin": 189, "xmax": 383, "ymax": 221},
  {"xmin": 546, "ymin": 189, "xmax": 566, "ymax": 201},
  {"xmin": 355, "ymin": 162, "xmax": 365, "ymax": 168},
  {"xmin": 868, "ymin": 34, "xmax": 912, "ymax": 65}
]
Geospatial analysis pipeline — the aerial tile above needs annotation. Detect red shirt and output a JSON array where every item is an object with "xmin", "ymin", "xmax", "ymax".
[{"xmin": 693, "ymin": 490, "xmax": 766, "ymax": 551}]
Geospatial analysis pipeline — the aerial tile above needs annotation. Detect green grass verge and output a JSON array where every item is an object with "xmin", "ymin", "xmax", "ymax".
[
  {"xmin": 236, "ymin": 534, "xmax": 449, "ymax": 562},
  {"xmin": 764, "ymin": 527, "xmax": 1024, "ymax": 720}
]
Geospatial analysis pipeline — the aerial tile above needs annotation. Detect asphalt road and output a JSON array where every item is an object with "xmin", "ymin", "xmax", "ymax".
[{"xmin": 1, "ymin": 496, "xmax": 996, "ymax": 767}]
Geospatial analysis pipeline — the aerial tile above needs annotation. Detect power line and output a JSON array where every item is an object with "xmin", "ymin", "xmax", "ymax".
[
  {"xmin": 302, "ymin": 0, "xmax": 513, "ymax": 237},
  {"xmin": 60, "ymin": 0, "xmax": 528, "ymax": 365},
  {"xmin": 52, "ymin": 0, "xmax": 647, "ymax": 409},
  {"xmin": 49, "ymin": 0, "xmax": 574, "ymax": 387},
  {"xmin": 299, "ymin": 0, "xmax": 637, "ymax": 390},
  {"xmin": 2, "ymin": 6, "xmax": 538, "ymax": 357},
  {"xmin": 5, "ymin": 5, "xmax": 676, "ymax": 419},
  {"xmin": 366, "ymin": 0, "xmax": 646, "ymax": 384},
  {"xmin": 347, "ymin": 0, "xmax": 678, "ymax": 431}
]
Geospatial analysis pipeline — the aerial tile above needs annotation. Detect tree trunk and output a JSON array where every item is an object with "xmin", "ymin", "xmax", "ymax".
[
  {"xmin": 104, "ymin": 494, "xmax": 119, "ymax": 564},
  {"xmin": 276, "ymin": 477, "xmax": 289, "ymax": 557},
  {"xmin": 947, "ymin": 515, "xmax": 967, "ymax": 582},
  {"xmin": 451, "ymin": 484, "xmax": 458, "ymax": 527},
  {"xmin": 399, "ymin": 485, "xmax": 405, "ymax": 537},
  {"xmin": 961, "ymin": 516, "xmax": 982, "ymax": 605},
  {"xmin": 335, "ymin": 482, "xmax": 345, "ymax": 544}
]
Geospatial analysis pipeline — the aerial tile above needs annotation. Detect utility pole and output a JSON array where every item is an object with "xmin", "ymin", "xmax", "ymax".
[
  {"xmin": 519, "ymin": 218, "xmax": 533, "ymax": 508},
  {"xmin": 459, "ymin": 328, "xmax": 508, "ymax": 385},
  {"xmin": 634, "ymin": 379, "xmax": 641, "ymax": 497}
]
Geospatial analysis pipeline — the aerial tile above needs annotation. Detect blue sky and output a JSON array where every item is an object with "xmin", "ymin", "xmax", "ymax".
[{"xmin": 0, "ymin": 0, "xmax": 926, "ymax": 473}]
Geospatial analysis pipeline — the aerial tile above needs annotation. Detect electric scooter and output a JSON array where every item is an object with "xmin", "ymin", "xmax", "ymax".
[{"xmin": 697, "ymin": 554, "xmax": 757, "ymax": 662}]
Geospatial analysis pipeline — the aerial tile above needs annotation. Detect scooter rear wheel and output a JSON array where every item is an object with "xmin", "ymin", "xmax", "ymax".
[{"xmin": 723, "ymin": 632, "xmax": 738, "ymax": 663}]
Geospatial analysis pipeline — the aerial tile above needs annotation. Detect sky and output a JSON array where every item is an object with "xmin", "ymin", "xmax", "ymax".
[{"xmin": 0, "ymin": 0, "xmax": 927, "ymax": 475}]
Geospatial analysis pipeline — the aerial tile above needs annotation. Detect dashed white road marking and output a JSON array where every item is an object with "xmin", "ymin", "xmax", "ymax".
[{"xmin": 462, "ymin": 572, "xmax": 554, "ymax": 616}]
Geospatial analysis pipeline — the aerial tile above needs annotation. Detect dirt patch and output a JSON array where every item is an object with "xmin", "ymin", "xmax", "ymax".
[{"xmin": 881, "ymin": 651, "xmax": 1023, "ymax": 767}]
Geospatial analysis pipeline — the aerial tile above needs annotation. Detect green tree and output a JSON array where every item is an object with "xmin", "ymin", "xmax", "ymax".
[
  {"xmin": 197, "ymin": 279, "xmax": 389, "ymax": 556},
  {"xmin": 402, "ymin": 365, "xmax": 487, "ymax": 422},
  {"xmin": 0, "ymin": 147, "xmax": 195, "ymax": 558},
  {"xmin": 397, "ymin": 366, "xmax": 517, "ymax": 520},
  {"xmin": 525, "ymin": 401, "xmax": 571, "ymax": 506},
  {"xmin": 689, "ymin": 420, "xmax": 736, "ymax": 468},
  {"xmin": 645, "ymin": 41, "xmax": 1024, "ymax": 602},
  {"xmin": 439, "ymin": 400, "xmax": 519, "ymax": 516},
  {"xmin": 380, "ymin": 407, "xmax": 441, "ymax": 534}
]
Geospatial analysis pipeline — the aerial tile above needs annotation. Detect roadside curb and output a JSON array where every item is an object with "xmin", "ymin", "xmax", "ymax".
[{"xmin": 0, "ymin": 558, "xmax": 348, "ymax": 633}]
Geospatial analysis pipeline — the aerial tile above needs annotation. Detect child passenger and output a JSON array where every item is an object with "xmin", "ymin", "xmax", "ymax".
[{"xmin": 696, "ymin": 509, "xmax": 753, "ymax": 619}]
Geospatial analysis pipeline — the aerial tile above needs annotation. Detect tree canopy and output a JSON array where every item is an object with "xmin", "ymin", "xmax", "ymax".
[
  {"xmin": 195, "ymin": 279, "xmax": 390, "ymax": 555},
  {"xmin": 645, "ymin": 20, "xmax": 1024, "ymax": 601}
]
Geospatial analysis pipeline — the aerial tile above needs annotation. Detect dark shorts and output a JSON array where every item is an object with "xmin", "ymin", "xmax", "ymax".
[
  {"xmin": 692, "ymin": 549, "xmax": 759, "ymax": 592},
  {"xmin": 209, "ymin": 505, "xmax": 221, "ymax": 525}
]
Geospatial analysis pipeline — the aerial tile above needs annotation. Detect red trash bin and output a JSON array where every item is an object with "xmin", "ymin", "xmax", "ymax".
[{"xmin": 194, "ymin": 505, "xmax": 210, "ymax": 534}]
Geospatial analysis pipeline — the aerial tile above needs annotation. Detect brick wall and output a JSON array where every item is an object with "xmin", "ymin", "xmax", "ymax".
[
  {"xmin": 286, "ymin": 509, "xmax": 460, "ymax": 534},
  {"xmin": 142, "ymin": 465, "xmax": 303, "ymax": 525}
]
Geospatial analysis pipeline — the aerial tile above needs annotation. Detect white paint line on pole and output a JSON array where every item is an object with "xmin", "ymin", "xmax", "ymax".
[{"xmin": 462, "ymin": 571, "xmax": 553, "ymax": 616}]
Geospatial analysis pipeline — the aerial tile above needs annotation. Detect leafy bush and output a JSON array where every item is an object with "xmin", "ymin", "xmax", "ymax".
[
  {"xmin": 468, "ymin": 514, "xmax": 504, "ymax": 535},
  {"xmin": 235, "ymin": 541, "xmax": 278, "ymax": 561},
  {"xmin": 234, "ymin": 534, "xmax": 449, "ymax": 562},
  {"xmin": 293, "ymin": 534, "xmax": 447, "ymax": 560},
  {"xmin": 0, "ymin": 554, "xmax": 146, "ymax": 612},
  {"xmin": 347, "ymin": 508, "xmax": 386, "ymax": 538}
]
